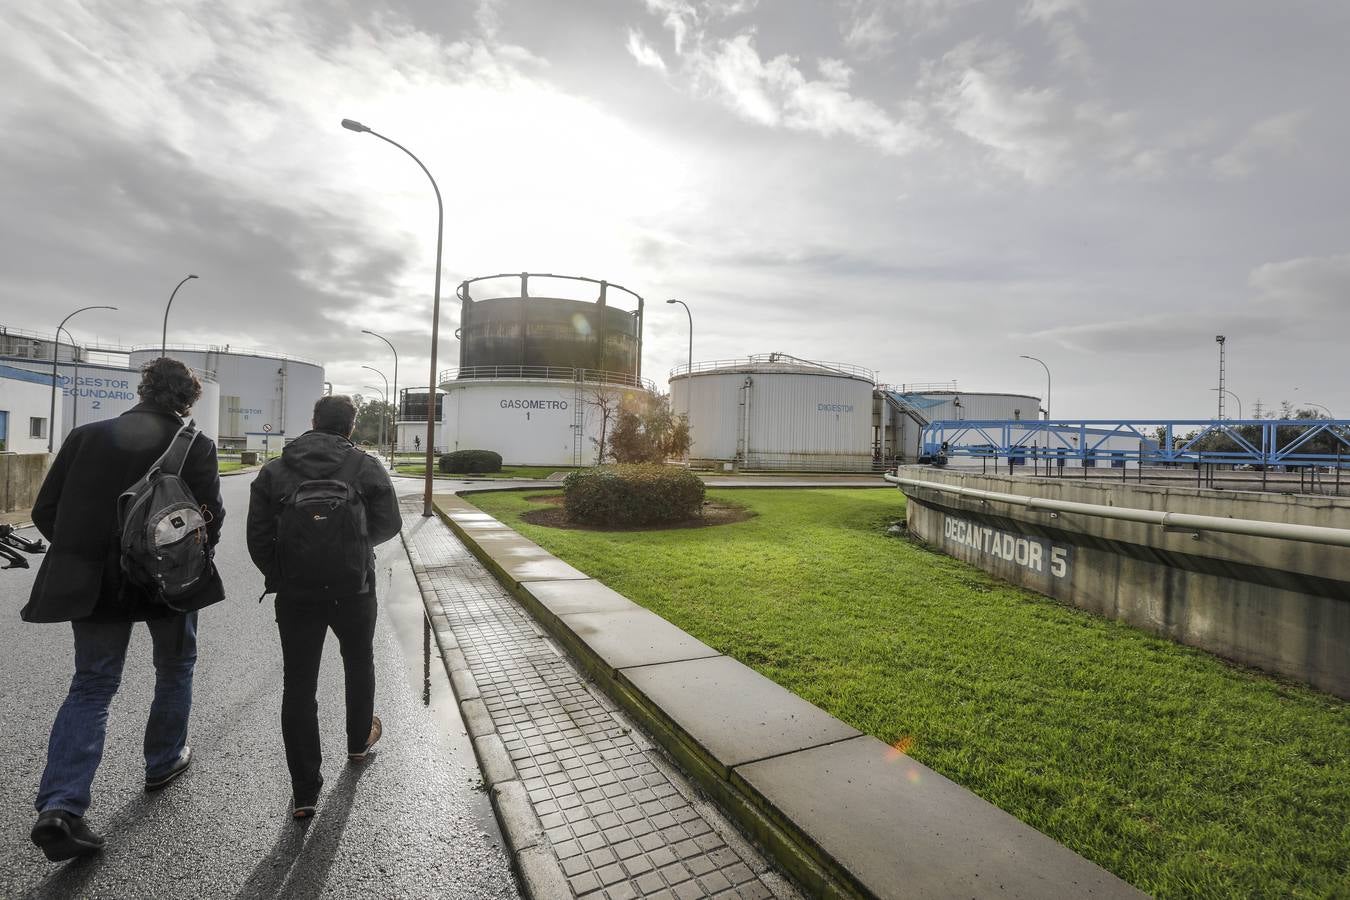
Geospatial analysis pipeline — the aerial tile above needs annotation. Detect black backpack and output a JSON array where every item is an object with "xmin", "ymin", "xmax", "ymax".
[
  {"xmin": 117, "ymin": 422, "xmax": 212, "ymax": 610},
  {"xmin": 276, "ymin": 450, "xmax": 371, "ymax": 594}
]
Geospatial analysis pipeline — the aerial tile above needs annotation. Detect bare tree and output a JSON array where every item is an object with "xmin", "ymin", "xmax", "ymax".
[{"xmin": 579, "ymin": 386, "xmax": 620, "ymax": 465}]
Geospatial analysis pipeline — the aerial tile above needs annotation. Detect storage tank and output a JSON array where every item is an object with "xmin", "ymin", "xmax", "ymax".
[
  {"xmin": 458, "ymin": 273, "xmax": 644, "ymax": 378},
  {"xmin": 881, "ymin": 388, "xmax": 1041, "ymax": 461},
  {"xmin": 438, "ymin": 273, "xmax": 654, "ymax": 467},
  {"xmin": 395, "ymin": 388, "xmax": 444, "ymax": 452},
  {"xmin": 129, "ymin": 346, "xmax": 325, "ymax": 450},
  {"xmin": 669, "ymin": 353, "xmax": 877, "ymax": 472}
]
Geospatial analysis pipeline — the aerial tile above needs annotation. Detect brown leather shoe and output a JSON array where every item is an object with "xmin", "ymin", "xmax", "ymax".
[{"xmin": 348, "ymin": 715, "xmax": 382, "ymax": 761}]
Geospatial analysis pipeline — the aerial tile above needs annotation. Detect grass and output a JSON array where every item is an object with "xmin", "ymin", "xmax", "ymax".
[
  {"xmin": 395, "ymin": 464, "xmax": 574, "ymax": 480},
  {"xmin": 466, "ymin": 487, "xmax": 1350, "ymax": 900},
  {"xmin": 218, "ymin": 460, "xmax": 245, "ymax": 473}
]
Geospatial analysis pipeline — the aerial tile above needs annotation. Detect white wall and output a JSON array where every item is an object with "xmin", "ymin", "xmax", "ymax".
[
  {"xmin": 130, "ymin": 350, "xmax": 324, "ymax": 444},
  {"xmin": 0, "ymin": 370, "xmax": 62, "ymax": 453},
  {"xmin": 672, "ymin": 371, "xmax": 875, "ymax": 470},
  {"xmin": 443, "ymin": 379, "xmax": 642, "ymax": 466}
]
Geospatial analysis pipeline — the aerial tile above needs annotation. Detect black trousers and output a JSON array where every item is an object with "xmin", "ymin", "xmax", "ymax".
[{"xmin": 274, "ymin": 592, "xmax": 377, "ymax": 797}]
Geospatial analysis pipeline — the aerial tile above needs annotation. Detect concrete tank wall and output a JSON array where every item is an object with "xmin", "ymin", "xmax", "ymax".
[
  {"xmin": 898, "ymin": 467, "xmax": 1350, "ymax": 697},
  {"xmin": 672, "ymin": 370, "xmax": 874, "ymax": 471},
  {"xmin": 0, "ymin": 453, "xmax": 51, "ymax": 513},
  {"xmin": 443, "ymin": 379, "xmax": 647, "ymax": 467},
  {"xmin": 130, "ymin": 349, "xmax": 324, "ymax": 446}
]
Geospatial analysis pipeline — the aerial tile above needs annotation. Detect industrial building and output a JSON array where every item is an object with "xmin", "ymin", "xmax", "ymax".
[
  {"xmin": 420, "ymin": 273, "xmax": 657, "ymax": 466},
  {"xmin": 0, "ymin": 327, "xmax": 321, "ymax": 449},
  {"xmin": 0, "ymin": 364, "xmax": 62, "ymax": 453}
]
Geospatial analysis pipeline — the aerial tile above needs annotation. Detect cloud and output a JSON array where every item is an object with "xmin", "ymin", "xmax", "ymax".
[
  {"xmin": 1212, "ymin": 111, "xmax": 1308, "ymax": 180},
  {"xmin": 839, "ymin": 0, "xmax": 978, "ymax": 55},
  {"xmin": 626, "ymin": 28, "xmax": 668, "ymax": 72},
  {"xmin": 1248, "ymin": 252, "xmax": 1350, "ymax": 314}
]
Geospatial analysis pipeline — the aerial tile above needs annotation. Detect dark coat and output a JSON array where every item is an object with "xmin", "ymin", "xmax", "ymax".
[
  {"xmin": 23, "ymin": 403, "xmax": 226, "ymax": 623},
  {"xmin": 245, "ymin": 430, "xmax": 402, "ymax": 597}
]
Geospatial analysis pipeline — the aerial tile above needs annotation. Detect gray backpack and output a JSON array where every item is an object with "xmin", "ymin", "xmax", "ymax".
[{"xmin": 117, "ymin": 422, "xmax": 211, "ymax": 610}]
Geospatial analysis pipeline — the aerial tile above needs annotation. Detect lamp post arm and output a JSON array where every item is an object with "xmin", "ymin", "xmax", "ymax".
[
  {"xmin": 1020, "ymin": 355, "xmax": 1051, "ymax": 421},
  {"xmin": 362, "ymin": 329, "xmax": 400, "ymax": 465},
  {"xmin": 49, "ymin": 305, "xmax": 116, "ymax": 453},
  {"xmin": 162, "ymin": 275, "xmax": 198, "ymax": 357}
]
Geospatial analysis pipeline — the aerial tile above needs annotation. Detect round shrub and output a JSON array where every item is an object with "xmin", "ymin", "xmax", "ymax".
[
  {"xmin": 563, "ymin": 465, "xmax": 706, "ymax": 527},
  {"xmin": 439, "ymin": 449, "xmax": 503, "ymax": 474}
]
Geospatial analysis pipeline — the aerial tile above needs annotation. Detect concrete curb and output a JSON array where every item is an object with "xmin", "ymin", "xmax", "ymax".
[
  {"xmin": 432, "ymin": 493, "xmax": 1147, "ymax": 900},
  {"xmin": 402, "ymin": 530, "xmax": 570, "ymax": 900}
]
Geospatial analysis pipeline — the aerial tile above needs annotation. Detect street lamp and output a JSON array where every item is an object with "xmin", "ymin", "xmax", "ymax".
[
  {"xmin": 161, "ymin": 274, "xmax": 198, "ymax": 357},
  {"xmin": 1019, "ymin": 355, "xmax": 1051, "ymax": 421},
  {"xmin": 361, "ymin": 364, "xmax": 390, "ymax": 464},
  {"xmin": 362, "ymin": 329, "xmax": 399, "ymax": 465},
  {"xmin": 343, "ymin": 117, "xmax": 444, "ymax": 517},
  {"xmin": 50, "ymin": 305, "xmax": 117, "ymax": 452},
  {"xmin": 1209, "ymin": 388, "xmax": 1243, "ymax": 420},
  {"xmin": 1304, "ymin": 402, "xmax": 1335, "ymax": 418}
]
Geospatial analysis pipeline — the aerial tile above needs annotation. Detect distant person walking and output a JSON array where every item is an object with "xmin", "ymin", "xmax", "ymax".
[
  {"xmin": 246, "ymin": 395, "xmax": 402, "ymax": 818},
  {"xmin": 24, "ymin": 357, "xmax": 225, "ymax": 861}
]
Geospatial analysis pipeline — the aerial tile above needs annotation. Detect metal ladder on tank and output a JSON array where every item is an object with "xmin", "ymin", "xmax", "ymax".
[{"xmin": 572, "ymin": 374, "xmax": 585, "ymax": 467}]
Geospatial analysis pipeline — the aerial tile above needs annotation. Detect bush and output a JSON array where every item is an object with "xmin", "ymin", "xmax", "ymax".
[
  {"xmin": 563, "ymin": 465, "xmax": 705, "ymax": 527},
  {"xmin": 439, "ymin": 449, "xmax": 503, "ymax": 474}
]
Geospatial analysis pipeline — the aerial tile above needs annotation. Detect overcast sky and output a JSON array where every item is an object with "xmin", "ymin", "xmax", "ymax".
[{"xmin": 3, "ymin": 0, "xmax": 1347, "ymax": 419}]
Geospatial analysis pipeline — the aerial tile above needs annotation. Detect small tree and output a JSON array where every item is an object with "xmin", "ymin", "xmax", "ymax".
[
  {"xmin": 580, "ymin": 387, "xmax": 621, "ymax": 465},
  {"xmin": 610, "ymin": 393, "xmax": 693, "ymax": 463}
]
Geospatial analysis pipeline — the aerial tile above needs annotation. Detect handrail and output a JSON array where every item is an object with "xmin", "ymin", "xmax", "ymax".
[
  {"xmin": 884, "ymin": 472, "xmax": 1350, "ymax": 548},
  {"xmin": 456, "ymin": 272, "xmax": 644, "ymax": 307},
  {"xmin": 129, "ymin": 343, "xmax": 323, "ymax": 368},
  {"xmin": 438, "ymin": 365, "xmax": 656, "ymax": 392},
  {"xmin": 671, "ymin": 353, "xmax": 876, "ymax": 382}
]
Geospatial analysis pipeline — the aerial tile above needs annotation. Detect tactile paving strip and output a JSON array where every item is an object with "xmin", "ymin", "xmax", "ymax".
[{"xmin": 403, "ymin": 498, "xmax": 796, "ymax": 900}]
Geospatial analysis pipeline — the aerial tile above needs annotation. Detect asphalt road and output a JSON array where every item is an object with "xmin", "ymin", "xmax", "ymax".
[{"xmin": 0, "ymin": 472, "xmax": 521, "ymax": 900}]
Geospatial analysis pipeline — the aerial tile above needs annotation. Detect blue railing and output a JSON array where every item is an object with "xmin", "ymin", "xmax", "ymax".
[{"xmin": 921, "ymin": 419, "xmax": 1350, "ymax": 468}]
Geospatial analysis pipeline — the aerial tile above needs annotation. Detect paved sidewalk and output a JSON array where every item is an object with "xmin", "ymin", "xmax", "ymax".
[{"xmin": 401, "ymin": 497, "xmax": 799, "ymax": 900}]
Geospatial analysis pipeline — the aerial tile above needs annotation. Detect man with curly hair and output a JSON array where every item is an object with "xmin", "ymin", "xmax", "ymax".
[{"xmin": 24, "ymin": 357, "xmax": 225, "ymax": 862}]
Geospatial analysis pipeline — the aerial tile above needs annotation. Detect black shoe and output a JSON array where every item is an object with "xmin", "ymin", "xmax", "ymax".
[
  {"xmin": 30, "ymin": 810, "xmax": 105, "ymax": 862},
  {"xmin": 292, "ymin": 776, "xmax": 323, "ymax": 820},
  {"xmin": 348, "ymin": 715, "xmax": 383, "ymax": 762},
  {"xmin": 145, "ymin": 746, "xmax": 192, "ymax": 791}
]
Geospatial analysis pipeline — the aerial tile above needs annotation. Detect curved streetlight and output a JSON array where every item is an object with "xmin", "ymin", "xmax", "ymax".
[
  {"xmin": 1302, "ymin": 402, "xmax": 1334, "ymax": 418},
  {"xmin": 1019, "ymin": 355, "xmax": 1051, "ymax": 421},
  {"xmin": 1209, "ymin": 388, "xmax": 1243, "ymax": 420},
  {"xmin": 361, "ymin": 364, "xmax": 390, "ymax": 464},
  {"xmin": 161, "ymin": 274, "xmax": 198, "ymax": 357},
  {"xmin": 343, "ymin": 118, "xmax": 443, "ymax": 516},
  {"xmin": 50, "ymin": 305, "xmax": 117, "ymax": 452},
  {"xmin": 362, "ymin": 329, "xmax": 399, "ymax": 465}
]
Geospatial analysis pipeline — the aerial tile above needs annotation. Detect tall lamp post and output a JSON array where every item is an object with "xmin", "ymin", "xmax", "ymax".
[
  {"xmin": 161, "ymin": 274, "xmax": 198, "ymax": 357},
  {"xmin": 362, "ymin": 329, "xmax": 399, "ymax": 465},
  {"xmin": 50, "ymin": 305, "xmax": 117, "ymax": 452},
  {"xmin": 1019, "ymin": 355, "xmax": 1051, "ymax": 421},
  {"xmin": 343, "ymin": 118, "xmax": 443, "ymax": 517},
  {"xmin": 361, "ymin": 364, "xmax": 390, "ymax": 464},
  {"xmin": 1209, "ymin": 388, "xmax": 1243, "ymax": 420}
]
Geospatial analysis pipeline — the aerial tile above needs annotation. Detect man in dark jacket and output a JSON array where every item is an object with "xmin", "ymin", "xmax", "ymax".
[
  {"xmin": 246, "ymin": 394, "xmax": 401, "ymax": 818},
  {"xmin": 25, "ymin": 357, "xmax": 224, "ymax": 862}
]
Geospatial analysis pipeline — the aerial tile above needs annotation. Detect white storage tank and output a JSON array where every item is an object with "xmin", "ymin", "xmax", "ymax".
[
  {"xmin": 396, "ymin": 388, "xmax": 445, "ymax": 453},
  {"xmin": 670, "ymin": 353, "xmax": 877, "ymax": 472},
  {"xmin": 881, "ymin": 388, "xmax": 1041, "ymax": 461},
  {"xmin": 130, "ymin": 346, "xmax": 325, "ymax": 449},
  {"xmin": 438, "ymin": 370, "xmax": 652, "ymax": 467}
]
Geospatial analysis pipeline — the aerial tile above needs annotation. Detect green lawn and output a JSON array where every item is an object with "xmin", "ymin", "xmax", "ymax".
[
  {"xmin": 396, "ymin": 464, "xmax": 574, "ymax": 480},
  {"xmin": 218, "ymin": 460, "xmax": 244, "ymax": 473},
  {"xmin": 466, "ymin": 488, "xmax": 1350, "ymax": 900}
]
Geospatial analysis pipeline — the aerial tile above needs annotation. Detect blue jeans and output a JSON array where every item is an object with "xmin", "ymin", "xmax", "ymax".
[{"xmin": 36, "ymin": 613, "xmax": 198, "ymax": 816}]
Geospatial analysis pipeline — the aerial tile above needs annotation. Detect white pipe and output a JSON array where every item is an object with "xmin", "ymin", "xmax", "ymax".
[{"xmin": 884, "ymin": 472, "xmax": 1350, "ymax": 549}]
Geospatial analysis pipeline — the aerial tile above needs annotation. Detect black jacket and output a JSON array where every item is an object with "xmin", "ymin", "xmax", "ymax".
[
  {"xmin": 246, "ymin": 430, "xmax": 402, "ymax": 597},
  {"xmin": 23, "ymin": 404, "xmax": 226, "ymax": 623}
]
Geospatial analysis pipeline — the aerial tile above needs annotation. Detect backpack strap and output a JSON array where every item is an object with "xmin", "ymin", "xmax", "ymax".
[
  {"xmin": 334, "ymin": 448, "xmax": 366, "ymax": 485},
  {"xmin": 156, "ymin": 421, "xmax": 201, "ymax": 477}
]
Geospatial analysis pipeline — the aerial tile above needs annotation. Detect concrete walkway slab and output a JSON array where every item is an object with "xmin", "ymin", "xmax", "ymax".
[
  {"xmin": 558, "ymin": 609, "xmax": 721, "ymax": 673},
  {"xmin": 523, "ymin": 578, "xmax": 642, "ymax": 620},
  {"xmin": 621, "ymin": 656, "xmax": 860, "ymax": 776},
  {"xmin": 734, "ymin": 736, "xmax": 1144, "ymax": 899}
]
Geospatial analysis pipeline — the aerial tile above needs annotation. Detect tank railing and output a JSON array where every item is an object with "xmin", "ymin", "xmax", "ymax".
[
  {"xmin": 1, "ymin": 325, "xmax": 138, "ymax": 357},
  {"xmin": 438, "ymin": 365, "xmax": 656, "ymax": 392},
  {"xmin": 671, "ymin": 354, "xmax": 876, "ymax": 382},
  {"xmin": 456, "ymin": 272, "xmax": 644, "ymax": 307},
  {"xmin": 878, "ymin": 381, "xmax": 959, "ymax": 394},
  {"xmin": 130, "ymin": 343, "xmax": 323, "ymax": 368}
]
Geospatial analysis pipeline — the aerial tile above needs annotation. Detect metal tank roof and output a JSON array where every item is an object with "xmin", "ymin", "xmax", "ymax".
[{"xmin": 670, "ymin": 352, "xmax": 875, "ymax": 384}]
